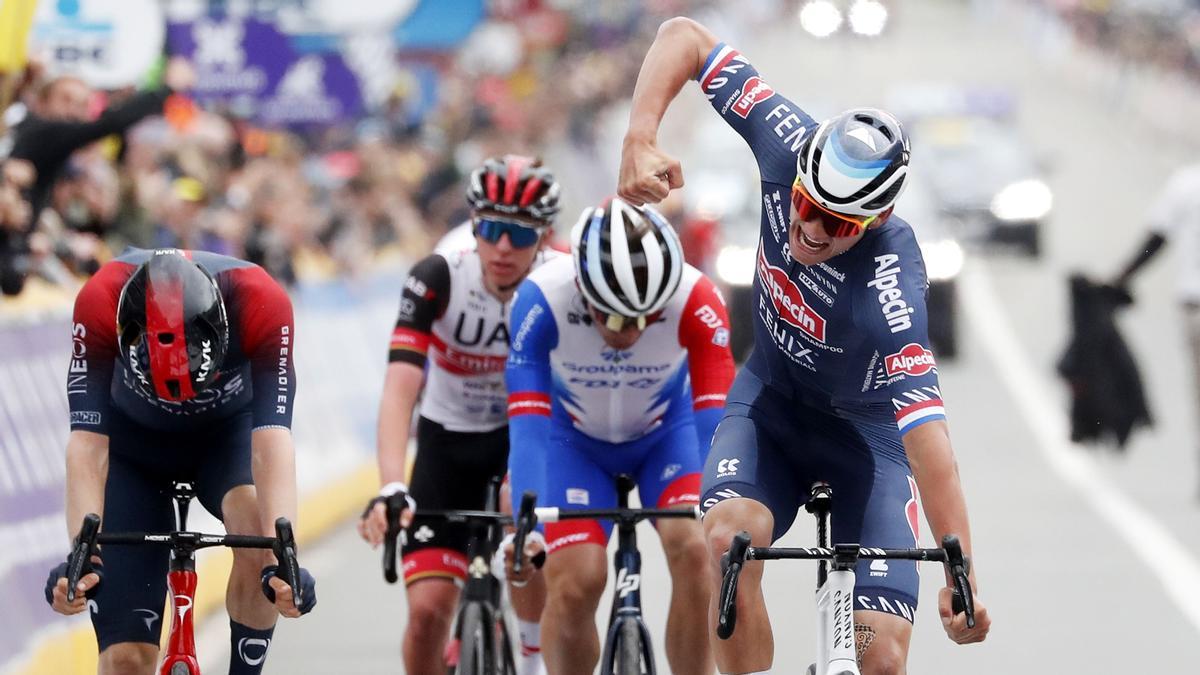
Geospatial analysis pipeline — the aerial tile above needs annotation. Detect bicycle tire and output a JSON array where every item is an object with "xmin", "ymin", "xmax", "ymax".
[
  {"xmin": 169, "ymin": 663, "xmax": 193, "ymax": 675},
  {"xmin": 616, "ymin": 619, "xmax": 643, "ymax": 675},
  {"xmin": 457, "ymin": 603, "xmax": 495, "ymax": 675}
]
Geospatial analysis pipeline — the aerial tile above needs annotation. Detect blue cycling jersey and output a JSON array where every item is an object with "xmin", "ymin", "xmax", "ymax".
[{"xmin": 698, "ymin": 43, "xmax": 945, "ymax": 435}]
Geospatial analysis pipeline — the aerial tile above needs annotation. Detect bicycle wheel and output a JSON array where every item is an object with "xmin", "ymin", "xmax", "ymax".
[
  {"xmin": 457, "ymin": 603, "xmax": 496, "ymax": 675},
  {"xmin": 615, "ymin": 618, "xmax": 644, "ymax": 675}
]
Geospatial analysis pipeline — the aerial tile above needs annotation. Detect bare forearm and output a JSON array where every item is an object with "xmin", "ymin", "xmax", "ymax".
[
  {"xmin": 252, "ymin": 428, "xmax": 298, "ymax": 537},
  {"xmin": 625, "ymin": 17, "xmax": 717, "ymax": 143},
  {"xmin": 377, "ymin": 362, "xmax": 424, "ymax": 485},
  {"xmin": 64, "ymin": 431, "xmax": 109, "ymax": 542},
  {"xmin": 904, "ymin": 422, "xmax": 975, "ymax": 571}
]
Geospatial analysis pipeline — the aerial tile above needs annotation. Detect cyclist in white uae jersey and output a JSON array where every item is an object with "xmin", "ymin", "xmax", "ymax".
[
  {"xmin": 618, "ymin": 17, "xmax": 990, "ymax": 674},
  {"xmin": 506, "ymin": 198, "xmax": 735, "ymax": 674},
  {"xmin": 358, "ymin": 155, "xmax": 560, "ymax": 675}
]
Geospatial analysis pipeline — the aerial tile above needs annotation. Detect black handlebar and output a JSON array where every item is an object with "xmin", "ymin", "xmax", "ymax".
[
  {"xmin": 65, "ymin": 513, "xmax": 300, "ymax": 606},
  {"xmin": 715, "ymin": 531, "xmax": 977, "ymax": 639}
]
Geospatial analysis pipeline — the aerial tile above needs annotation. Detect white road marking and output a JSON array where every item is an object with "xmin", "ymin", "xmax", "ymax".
[{"xmin": 961, "ymin": 263, "xmax": 1200, "ymax": 634}]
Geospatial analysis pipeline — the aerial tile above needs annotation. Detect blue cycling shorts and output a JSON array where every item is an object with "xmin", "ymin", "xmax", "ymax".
[
  {"xmin": 700, "ymin": 369, "xmax": 923, "ymax": 623},
  {"xmin": 509, "ymin": 419, "xmax": 702, "ymax": 554}
]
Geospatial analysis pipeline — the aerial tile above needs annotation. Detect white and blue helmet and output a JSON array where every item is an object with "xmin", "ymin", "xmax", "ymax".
[
  {"xmin": 796, "ymin": 108, "xmax": 911, "ymax": 218},
  {"xmin": 571, "ymin": 197, "xmax": 684, "ymax": 322}
]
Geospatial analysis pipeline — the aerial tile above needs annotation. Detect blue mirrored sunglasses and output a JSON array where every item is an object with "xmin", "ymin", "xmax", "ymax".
[{"xmin": 473, "ymin": 218, "xmax": 543, "ymax": 248}]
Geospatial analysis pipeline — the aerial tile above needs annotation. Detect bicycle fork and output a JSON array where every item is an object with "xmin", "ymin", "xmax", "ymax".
[
  {"xmin": 161, "ymin": 483, "xmax": 200, "ymax": 675},
  {"xmin": 814, "ymin": 565, "xmax": 858, "ymax": 675}
]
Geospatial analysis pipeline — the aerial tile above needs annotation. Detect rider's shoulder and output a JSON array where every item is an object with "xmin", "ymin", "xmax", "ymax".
[
  {"xmin": 861, "ymin": 217, "xmax": 921, "ymax": 263},
  {"xmin": 524, "ymin": 253, "xmax": 574, "ymax": 292}
]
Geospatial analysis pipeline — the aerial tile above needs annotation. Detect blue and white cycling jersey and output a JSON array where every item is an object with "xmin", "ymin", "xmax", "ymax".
[{"xmin": 698, "ymin": 43, "xmax": 945, "ymax": 435}]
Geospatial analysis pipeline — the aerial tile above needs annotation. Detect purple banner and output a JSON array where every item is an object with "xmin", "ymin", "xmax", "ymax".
[
  {"xmin": 0, "ymin": 314, "xmax": 74, "ymax": 669},
  {"xmin": 166, "ymin": 16, "xmax": 364, "ymax": 126}
]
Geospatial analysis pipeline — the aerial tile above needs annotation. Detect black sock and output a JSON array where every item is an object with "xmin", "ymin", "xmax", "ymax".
[{"xmin": 229, "ymin": 620, "xmax": 276, "ymax": 675}]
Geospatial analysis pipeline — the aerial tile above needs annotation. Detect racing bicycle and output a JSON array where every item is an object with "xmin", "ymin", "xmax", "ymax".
[
  {"xmin": 523, "ymin": 474, "xmax": 701, "ymax": 675},
  {"xmin": 66, "ymin": 481, "xmax": 303, "ymax": 675},
  {"xmin": 716, "ymin": 482, "xmax": 975, "ymax": 675},
  {"xmin": 379, "ymin": 478, "xmax": 541, "ymax": 675}
]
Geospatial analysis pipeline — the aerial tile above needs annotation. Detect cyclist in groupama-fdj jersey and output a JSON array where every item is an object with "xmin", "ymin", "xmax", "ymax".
[
  {"xmin": 506, "ymin": 198, "xmax": 735, "ymax": 674},
  {"xmin": 617, "ymin": 17, "xmax": 990, "ymax": 675},
  {"xmin": 357, "ymin": 155, "xmax": 560, "ymax": 675},
  {"xmin": 45, "ymin": 248, "xmax": 314, "ymax": 675}
]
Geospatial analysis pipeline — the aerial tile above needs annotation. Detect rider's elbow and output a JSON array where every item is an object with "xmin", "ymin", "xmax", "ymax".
[{"xmin": 657, "ymin": 17, "xmax": 718, "ymax": 72}]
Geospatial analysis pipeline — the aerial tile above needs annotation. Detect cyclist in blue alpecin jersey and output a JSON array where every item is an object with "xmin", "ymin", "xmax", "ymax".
[
  {"xmin": 618, "ymin": 17, "xmax": 990, "ymax": 674},
  {"xmin": 506, "ymin": 198, "xmax": 735, "ymax": 674}
]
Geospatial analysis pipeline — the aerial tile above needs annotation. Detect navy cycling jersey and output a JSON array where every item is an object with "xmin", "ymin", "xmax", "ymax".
[
  {"xmin": 698, "ymin": 43, "xmax": 944, "ymax": 435},
  {"xmin": 67, "ymin": 249, "xmax": 296, "ymax": 434}
]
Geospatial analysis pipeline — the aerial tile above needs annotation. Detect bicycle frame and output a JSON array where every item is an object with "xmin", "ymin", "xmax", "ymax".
[
  {"xmin": 717, "ymin": 484, "xmax": 974, "ymax": 675},
  {"xmin": 598, "ymin": 477, "xmax": 655, "ymax": 675},
  {"xmin": 68, "ymin": 481, "xmax": 298, "ymax": 675}
]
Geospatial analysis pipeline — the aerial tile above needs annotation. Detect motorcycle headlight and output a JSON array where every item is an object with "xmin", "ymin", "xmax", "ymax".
[
  {"xmin": 715, "ymin": 245, "xmax": 756, "ymax": 287},
  {"xmin": 989, "ymin": 179, "xmax": 1053, "ymax": 222},
  {"xmin": 920, "ymin": 239, "xmax": 964, "ymax": 281}
]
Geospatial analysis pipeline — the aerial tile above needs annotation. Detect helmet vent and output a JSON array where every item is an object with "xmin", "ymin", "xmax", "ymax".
[
  {"xmin": 157, "ymin": 332, "xmax": 175, "ymax": 345},
  {"xmin": 863, "ymin": 177, "xmax": 905, "ymax": 211}
]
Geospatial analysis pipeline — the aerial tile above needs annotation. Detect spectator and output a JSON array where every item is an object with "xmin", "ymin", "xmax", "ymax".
[
  {"xmin": 0, "ymin": 57, "xmax": 195, "ymax": 295},
  {"xmin": 1113, "ymin": 162, "xmax": 1200, "ymax": 498}
]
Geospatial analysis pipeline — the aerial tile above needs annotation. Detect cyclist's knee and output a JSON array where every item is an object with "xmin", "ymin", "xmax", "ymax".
[
  {"xmin": 99, "ymin": 642, "xmax": 157, "ymax": 675},
  {"xmin": 857, "ymin": 620, "xmax": 910, "ymax": 675},
  {"xmin": 659, "ymin": 521, "xmax": 708, "ymax": 571},
  {"xmin": 406, "ymin": 580, "xmax": 458, "ymax": 638},
  {"xmin": 545, "ymin": 547, "xmax": 606, "ymax": 611},
  {"xmin": 703, "ymin": 500, "xmax": 772, "ymax": 563}
]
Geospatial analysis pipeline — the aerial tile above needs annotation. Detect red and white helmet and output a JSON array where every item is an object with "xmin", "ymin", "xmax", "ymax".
[{"xmin": 466, "ymin": 155, "xmax": 561, "ymax": 224}]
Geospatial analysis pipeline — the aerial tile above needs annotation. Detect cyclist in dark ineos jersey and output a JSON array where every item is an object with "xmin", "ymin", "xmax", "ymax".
[
  {"xmin": 618, "ymin": 18, "xmax": 991, "ymax": 674},
  {"xmin": 357, "ymin": 155, "xmax": 561, "ymax": 675},
  {"xmin": 44, "ymin": 248, "xmax": 314, "ymax": 675}
]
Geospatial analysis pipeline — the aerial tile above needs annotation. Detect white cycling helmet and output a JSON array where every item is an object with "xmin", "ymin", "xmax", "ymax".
[
  {"xmin": 796, "ymin": 107, "xmax": 911, "ymax": 218},
  {"xmin": 571, "ymin": 197, "xmax": 684, "ymax": 329}
]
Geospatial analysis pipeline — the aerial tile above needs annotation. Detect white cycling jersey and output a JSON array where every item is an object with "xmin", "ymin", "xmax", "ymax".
[{"xmin": 389, "ymin": 246, "xmax": 559, "ymax": 432}]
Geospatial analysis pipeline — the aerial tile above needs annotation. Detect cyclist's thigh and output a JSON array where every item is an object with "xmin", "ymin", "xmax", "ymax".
[
  {"xmin": 633, "ymin": 420, "xmax": 702, "ymax": 509},
  {"xmin": 819, "ymin": 414, "xmax": 920, "ymax": 624},
  {"xmin": 192, "ymin": 411, "xmax": 254, "ymax": 521},
  {"xmin": 92, "ymin": 420, "xmax": 173, "ymax": 651},
  {"xmin": 700, "ymin": 369, "xmax": 803, "ymax": 542},
  {"xmin": 539, "ymin": 424, "xmax": 618, "ymax": 554},
  {"xmin": 402, "ymin": 418, "xmax": 505, "ymax": 584}
]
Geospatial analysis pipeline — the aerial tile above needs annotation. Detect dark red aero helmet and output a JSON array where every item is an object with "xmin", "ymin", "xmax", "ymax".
[{"xmin": 116, "ymin": 250, "xmax": 229, "ymax": 402}]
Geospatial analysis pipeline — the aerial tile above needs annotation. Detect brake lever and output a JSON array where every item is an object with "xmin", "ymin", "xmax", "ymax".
[
  {"xmin": 274, "ymin": 518, "xmax": 301, "ymax": 608},
  {"xmin": 717, "ymin": 531, "xmax": 752, "ymax": 640},
  {"xmin": 511, "ymin": 491, "xmax": 538, "ymax": 577},
  {"xmin": 66, "ymin": 514, "xmax": 101, "ymax": 603},
  {"xmin": 941, "ymin": 535, "xmax": 975, "ymax": 629},
  {"xmin": 382, "ymin": 494, "xmax": 406, "ymax": 584}
]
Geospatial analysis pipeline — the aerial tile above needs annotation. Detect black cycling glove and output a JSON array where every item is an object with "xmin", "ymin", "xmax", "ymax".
[
  {"xmin": 260, "ymin": 565, "xmax": 317, "ymax": 615},
  {"xmin": 44, "ymin": 558, "xmax": 104, "ymax": 606}
]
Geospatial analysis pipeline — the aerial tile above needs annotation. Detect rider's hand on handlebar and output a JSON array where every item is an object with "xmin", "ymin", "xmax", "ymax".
[
  {"xmin": 939, "ymin": 586, "xmax": 990, "ymax": 644},
  {"xmin": 498, "ymin": 531, "xmax": 546, "ymax": 587},
  {"xmin": 618, "ymin": 136, "xmax": 683, "ymax": 206},
  {"xmin": 357, "ymin": 483, "xmax": 415, "ymax": 547},
  {"xmin": 261, "ymin": 565, "xmax": 317, "ymax": 618},
  {"xmin": 45, "ymin": 556, "xmax": 103, "ymax": 615}
]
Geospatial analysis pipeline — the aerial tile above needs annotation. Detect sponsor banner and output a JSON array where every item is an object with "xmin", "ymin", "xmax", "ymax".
[
  {"xmin": 1, "ymin": 265, "xmax": 405, "ymax": 673},
  {"xmin": 166, "ymin": 15, "xmax": 364, "ymax": 126},
  {"xmin": 30, "ymin": 0, "xmax": 165, "ymax": 88}
]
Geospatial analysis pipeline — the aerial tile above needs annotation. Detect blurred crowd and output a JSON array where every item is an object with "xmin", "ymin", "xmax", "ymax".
[
  {"xmin": 1030, "ymin": 0, "xmax": 1200, "ymax": 80},
  {"xmin": 0, "ymin": 0, "xmax": 752, "ymax": 301}
]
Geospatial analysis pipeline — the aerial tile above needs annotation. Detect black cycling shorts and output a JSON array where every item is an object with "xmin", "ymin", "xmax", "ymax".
[
  {"xmin": 89, "ymin": 409, "xmax": 254, "ymax": 651},
  {"xmin": 401, "ymin": 416, "xmax": 508, "ymax": 585}
]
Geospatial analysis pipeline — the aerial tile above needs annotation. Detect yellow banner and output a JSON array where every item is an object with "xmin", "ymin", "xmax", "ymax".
[{"xmin": 0, "ymin": 0, "xmax": 39, "ymax": 73}]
